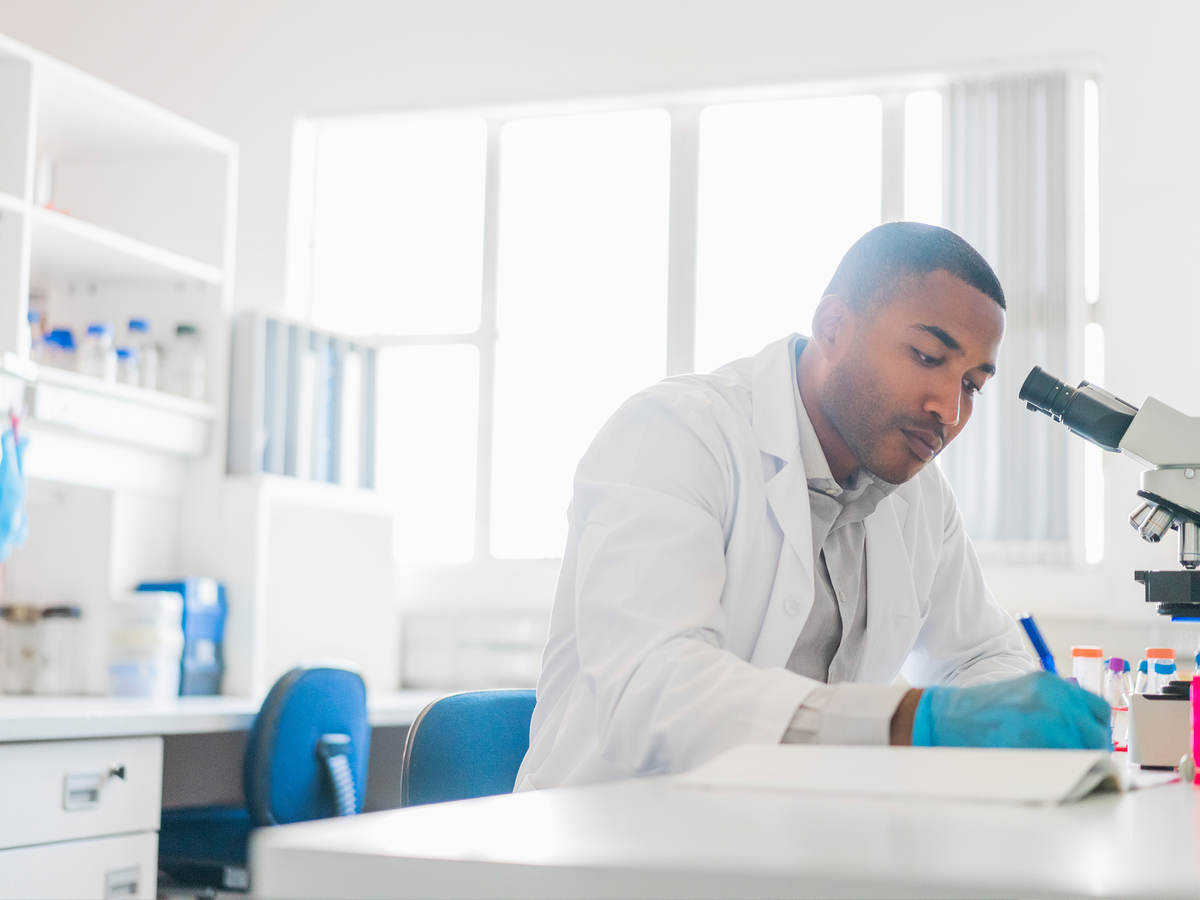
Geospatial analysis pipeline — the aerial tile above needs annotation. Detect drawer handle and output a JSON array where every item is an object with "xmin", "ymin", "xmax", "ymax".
[
  {"xmin": 62, "ymin": 763, "xmax": 127, "ymax": 811},
  {"xmin": 105, "ymin": 864, "xmax": 140, "ymax": 898}
]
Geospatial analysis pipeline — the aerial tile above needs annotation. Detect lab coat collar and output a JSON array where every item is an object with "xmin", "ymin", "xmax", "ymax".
[
  {"xmin": 749, "ymin": 335, "xmax": 913, "ymax": 670},
  {"xmin": 753, "ymin": 336, "xmax": 814, "ymax": 582},
  {"xmin": 751, "ymin": 335, "xmax": 805, "ymax": 462}
]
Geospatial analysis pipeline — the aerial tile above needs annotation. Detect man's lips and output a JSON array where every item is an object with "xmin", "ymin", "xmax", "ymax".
[{"xmin": 901, "ymin": 428, "xmax": 942, "ymax": 461}]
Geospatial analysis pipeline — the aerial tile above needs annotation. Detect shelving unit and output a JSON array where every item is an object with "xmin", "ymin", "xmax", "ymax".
[
  {"xmin": 0, "ymin": 32, "xmax": 239, "ymax": 704},
  {"xmin": 0, "ymin": 31, "xmax": 397, "ymax": 704},
  {"xmin": 28, "ymin": 206, "xmax": 225, "ymax": 286}
]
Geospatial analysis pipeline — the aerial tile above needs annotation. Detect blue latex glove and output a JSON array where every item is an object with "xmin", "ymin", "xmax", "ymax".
[
  {"xmin": 0, "ymin": 429, "xmax": 28, "ymax": 563},
  {"xmin": 912, "ymin": 671, "xmax": 1111, "ymax": 750}
]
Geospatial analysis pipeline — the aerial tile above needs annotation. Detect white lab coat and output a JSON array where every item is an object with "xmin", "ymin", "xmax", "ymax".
[{"xmin": 515, "ymin": 335, "xmax": 1034, "ymax": 790}]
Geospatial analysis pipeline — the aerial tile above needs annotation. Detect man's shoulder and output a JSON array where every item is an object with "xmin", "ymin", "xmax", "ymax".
[{"xmin": 630, "ymin": 358, "xmax": 756, "ymax": 422}]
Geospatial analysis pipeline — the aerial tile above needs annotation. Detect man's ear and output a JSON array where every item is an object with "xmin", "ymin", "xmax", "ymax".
[{"xmin": 811, "ymin": 294, "xmax": 853, "ymax": 351}]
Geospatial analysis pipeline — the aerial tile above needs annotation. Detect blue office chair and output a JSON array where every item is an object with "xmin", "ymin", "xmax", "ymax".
[
  {"xmin": 400, "ymin": 689, "xmax": 536, "ymax": 806},
  {"xmin": 158, "ymin": 664, "xmax": 371, "ymax": 892}
]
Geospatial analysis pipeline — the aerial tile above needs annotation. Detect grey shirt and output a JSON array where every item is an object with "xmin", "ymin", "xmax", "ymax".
[{"xmin": 783, "ymin": 337, "xmax": 910, "ymax": 744}]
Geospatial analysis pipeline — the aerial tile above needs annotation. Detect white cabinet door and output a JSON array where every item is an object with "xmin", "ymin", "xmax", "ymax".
[
  {"xmin": 0, "ymin": 736, "xmax": 161, "ymax": 849},
  {"xmin": 0, "ymin": 831, "xmax": 157, "ymax": 899}
]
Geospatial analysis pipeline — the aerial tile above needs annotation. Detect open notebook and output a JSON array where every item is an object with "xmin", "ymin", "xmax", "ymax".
[{"xmin": 673, "ymin": 744, "xmax": 1124, "ymax": 805}]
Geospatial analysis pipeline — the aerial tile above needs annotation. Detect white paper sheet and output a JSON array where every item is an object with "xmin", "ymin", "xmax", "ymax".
[{"xmin": 673, "ymin": 744, "xmax": 1123, "ymax": 805}]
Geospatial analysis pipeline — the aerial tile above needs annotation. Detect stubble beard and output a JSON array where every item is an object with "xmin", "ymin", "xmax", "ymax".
[{"xmin": 820, "ymin": 359, "xmax": 913, "ymax": 486}]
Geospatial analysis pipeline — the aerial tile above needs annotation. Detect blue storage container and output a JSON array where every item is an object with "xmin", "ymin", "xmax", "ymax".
[{"xmin": 136, "ymin": 578, "xmax": 227, "ymax": 695}]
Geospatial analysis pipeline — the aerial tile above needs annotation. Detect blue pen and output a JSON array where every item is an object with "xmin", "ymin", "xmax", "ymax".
[{"xmin": 1018, "ymin": 613, "xmax": 1057, "ymax": 674}]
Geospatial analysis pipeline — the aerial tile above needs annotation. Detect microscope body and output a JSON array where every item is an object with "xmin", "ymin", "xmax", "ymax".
[
  {"xmin": 1119, "ymin": 397, "xmax": 1200, "ymax": 615},
  {"xmin": 1021, "ymin": 371, "xmax": 1200, "ymax": 617}
]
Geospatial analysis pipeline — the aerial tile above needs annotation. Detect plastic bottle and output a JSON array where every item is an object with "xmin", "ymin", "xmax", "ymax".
[
  {"xmin": 43, "ymin": 329, "xmax": 76, "ymax": 370},
  {"xmin": 1135, "ymin": 659, "xmax": 1149, "ymax": 694},
  {"xmin": 1071, "ymin": 645, "xmax": 1104, "ymax": 695},
  {"xmin": 167, "ymin": 323, "xmax": 206, "ymax": 401},
  {"xmin": 1143, "ymin": 647, "xmax": 1176, "ymax": 694},
  {"xmin": 108, "ymin": 591, "xmax": 184, "ymax": 698},
  {"xmin": 1104, "ymin": 657, "xmax": 1129, "ymax": 749},
  {"xmin": 27, "ymin": 310, "xmax": 44, "ymax": 362},
  {"xmin": 78, "ymin": 323, "xmax": 117, "ymax": 381},
  {"xmin": 127, "ymin": 318, "xmax": 158, "ymax": 390},
  {"xmin": 115, "ymin": 347, "xmax": 139, "ymax": 387},
  {"xmin": 1152, "ymin": 660, "xmax": 1178, "ymax": 694}
]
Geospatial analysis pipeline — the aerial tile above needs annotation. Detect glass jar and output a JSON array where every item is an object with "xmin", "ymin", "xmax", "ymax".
[
  {"xmin": 2, "ymin": 604, "xmax": 39, "ymax": 694},
  {"xmin": 166, "ymin": 323, "xmax": 206, "ymax": 401},
  {"xmin": 78, "ymin": 323, "xmax": 117, "ymax": 381},
  {"xmin": 34, "ymin": 605, "xmax": 83, "ymax": 695},
  {"xmin": 127, "ymin": 318, "xmax": 159, "ymax": 390}
]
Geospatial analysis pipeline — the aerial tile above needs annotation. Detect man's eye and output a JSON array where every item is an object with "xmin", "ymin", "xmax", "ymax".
[{"xmin": 912, "ymin": 348, "xmax": 940, "ymax": 366}]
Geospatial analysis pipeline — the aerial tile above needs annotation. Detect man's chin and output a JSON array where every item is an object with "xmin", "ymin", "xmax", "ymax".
[{"xmin": 865, "ymin": 457, "xmax": 923, "ymax": 486}]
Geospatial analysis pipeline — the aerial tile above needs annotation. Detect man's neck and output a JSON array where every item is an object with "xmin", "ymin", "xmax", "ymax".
[{"xmin": 795, "ymin": 342, "xmax": 860, "ymax": 486}]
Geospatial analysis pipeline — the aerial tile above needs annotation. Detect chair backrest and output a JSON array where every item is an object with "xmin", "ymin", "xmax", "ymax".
[
  {"xmin": 400, "ymin": 689, "xmax": 536, "ymax": 807},
  {"xmin": 244, "ymin": 664, "xmax": 371, "ymax": 826}
]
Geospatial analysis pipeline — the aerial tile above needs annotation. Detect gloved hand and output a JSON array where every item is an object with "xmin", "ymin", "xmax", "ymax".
[
  {"xmin": 911, "ymin": 671, "xmax": 1111, "ymax": 750},
  {"xmin": 0, "ymin": 428, "xmax": 29, "ymax": 563}
]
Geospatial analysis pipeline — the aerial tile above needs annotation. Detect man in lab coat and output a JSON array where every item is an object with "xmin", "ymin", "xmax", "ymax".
[{"xmin": 516, "ymin": 222, "xmax": 1110, "ymax": 791}]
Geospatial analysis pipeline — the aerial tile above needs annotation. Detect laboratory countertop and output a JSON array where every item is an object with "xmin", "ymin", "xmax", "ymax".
[
  {"xmin": 0, "ymin": 689, "xmax": 446, "ymax": 742},
  {"xmin": 251, "ymin": 773, "xmax": 1200, "ymax": 900}
]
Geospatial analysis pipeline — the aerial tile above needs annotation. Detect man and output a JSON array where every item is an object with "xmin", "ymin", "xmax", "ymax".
[{"xmin": 516, "ymin": 223, "xmax": 1109, "ymax": 791}]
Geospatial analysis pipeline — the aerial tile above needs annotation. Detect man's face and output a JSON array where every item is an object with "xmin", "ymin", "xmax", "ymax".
[{"xmin": 818, "ymin": 269, "xmax": 1005, "ymax": 484}]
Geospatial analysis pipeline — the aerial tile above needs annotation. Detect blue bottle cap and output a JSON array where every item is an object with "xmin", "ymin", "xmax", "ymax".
[
  {"xmin": 87, "ymin": 322, "xmax": 112, "ymax": 337},
  {"xmin": 1138, "ymin": 659, "xmax": 1148, "ymax": 673},
  {"xmin": 46, "ymin": 328, "xmax": 76, "ymax": 350},
  {"xmin": 128, "ymin": 318, "xmax": 149, "ymax": 332},
  {"xmin": 116, "ymin": 347, "xmax": 137, "ymax": 360}
]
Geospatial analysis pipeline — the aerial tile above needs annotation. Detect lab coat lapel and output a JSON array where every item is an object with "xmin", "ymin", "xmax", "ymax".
[
  {"xmin": 749, "ymin": 337, "xmax": 816, "ymax": 667},
  {"xmin": 752, "ymin": 457, "xmax": 817, "ymax": 666},
  {"xmin": 857, "ymin": 492, "xmax": 922, "ymax": 682}
]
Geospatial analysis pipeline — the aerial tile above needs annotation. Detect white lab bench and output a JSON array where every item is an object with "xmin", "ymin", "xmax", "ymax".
[
  {"xmin": 0, "ymin": 691, "xmax": 443, "ymax": 899},
  {"xmin": 251, "ymin": 771, "xmax": 1200, "ymax": 899}
]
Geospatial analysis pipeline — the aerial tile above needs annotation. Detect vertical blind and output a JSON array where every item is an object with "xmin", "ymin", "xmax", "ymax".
[{"xmin": 938, "ymin": 73, "xmax": 1075, "ymax": 548}]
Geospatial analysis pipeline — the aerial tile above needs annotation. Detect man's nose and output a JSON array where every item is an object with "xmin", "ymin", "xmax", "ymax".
[{"xmin": 924, "ymin": 377, "xmax": 962, "ymax": 428}]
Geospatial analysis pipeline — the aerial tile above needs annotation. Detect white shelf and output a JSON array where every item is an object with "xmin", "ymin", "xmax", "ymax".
[
  {"xmin": 29, "ymin": 205, "xmax": 224, "ymax": 287},
  {"xmin": 0, "ymin": 191, "xmax": 22, "ymax": 215},
  {"xmin": 24, "ymin": 42, "xmax": 234, "ymax": 160},
  {"xmin": 0, "ymin": 690, "xmax": 444, "ymax": 742},
  {"xmin": 2, "ymin": 354, "xmax": 215, "ymax": 458}
]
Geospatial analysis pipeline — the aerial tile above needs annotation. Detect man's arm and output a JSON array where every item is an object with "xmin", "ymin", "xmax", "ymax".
[
  {"xmin": 570, "ymin": 387, "xmax": 820, "ymax": 775},
  {"xmin": 901, "ymin": 472, "xmax": 1036, "ymax": 688}
]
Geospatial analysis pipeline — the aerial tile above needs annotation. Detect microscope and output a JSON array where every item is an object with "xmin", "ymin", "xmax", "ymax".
[{"xmin": 1020, "ymin": 367, "xmax": 1200, "ymax": 618}]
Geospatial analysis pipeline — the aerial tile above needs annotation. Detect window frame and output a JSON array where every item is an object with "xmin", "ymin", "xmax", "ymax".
[{"xmin": 288, "ymin": 72, "xmax": 1093, "ymax": 566}]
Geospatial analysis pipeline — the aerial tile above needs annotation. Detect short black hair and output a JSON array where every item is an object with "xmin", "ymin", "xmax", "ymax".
[{"xmin": 823, "ymin": 222, "xmax": 1006, "ymax": 311}]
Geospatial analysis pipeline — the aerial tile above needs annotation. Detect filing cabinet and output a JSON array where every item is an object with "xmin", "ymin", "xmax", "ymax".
[{"xmin": 0, "ymin": 737, "xmax": 161, "ymax": 899}]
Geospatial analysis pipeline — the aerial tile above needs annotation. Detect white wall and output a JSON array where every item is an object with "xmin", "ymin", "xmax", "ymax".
[{"xmin": 3, "ymin": 0, "xmax": 1198, "ymax": 662}]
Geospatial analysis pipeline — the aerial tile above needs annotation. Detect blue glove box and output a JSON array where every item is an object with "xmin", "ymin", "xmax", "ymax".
[{"xmin": 136, "ymin": 578, "xmax": 227, "ymax": 695}]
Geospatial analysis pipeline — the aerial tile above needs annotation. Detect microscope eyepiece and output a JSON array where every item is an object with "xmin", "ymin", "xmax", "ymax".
[
  {"xmin": 1019, "ymin": 366, "xmax": 1139, "ymax": 453},
  {"xmin": 1019, "ymin": 367, "xmax": 1075, "ymax": 418}
]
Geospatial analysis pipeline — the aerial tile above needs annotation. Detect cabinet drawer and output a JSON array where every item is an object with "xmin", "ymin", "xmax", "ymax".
[
  {"xmin": 0, "ymin": 737, "xmax": 162, "ymax": 850},
  {"xmin": 0, "ymin": 831, "xmax": 156, "ymax": 899}
]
